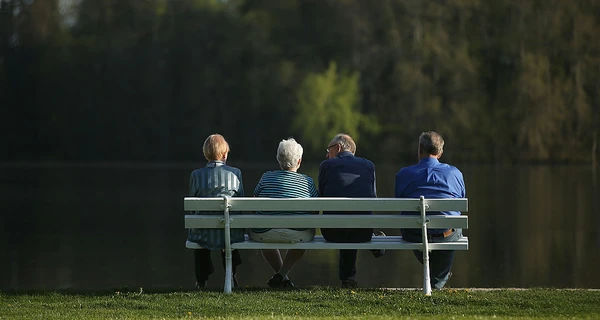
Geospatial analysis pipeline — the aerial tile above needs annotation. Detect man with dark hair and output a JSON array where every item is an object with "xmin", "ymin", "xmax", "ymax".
[
  {"xmin": 395, "ymin": 131, "xmax": 466, "ymax": 290},
  {"xmin": 318, "ymin": 133, "xmax": 383, "ymax": 288}
]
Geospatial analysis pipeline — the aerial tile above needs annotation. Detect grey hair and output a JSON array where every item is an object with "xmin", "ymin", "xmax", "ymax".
[
  {"xmin": 276, "ymin": 138, "xmax": 304, "ymax": 170},
  {"xmin": 419, "ymin": 131, "xmax": 445, "ymax": 155},
  {"xmin": 329, "ymin": 133, "xmax": 357, "ymax": 154}
]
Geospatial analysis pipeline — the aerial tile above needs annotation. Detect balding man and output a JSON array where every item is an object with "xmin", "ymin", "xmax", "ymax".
[
  {"xmin": 395, "ymin": 131, "xmax": 466, "ymax": 290},
  {"xmin": 318, "ymin": 133, "xmax": 383, "ymax": 288}
]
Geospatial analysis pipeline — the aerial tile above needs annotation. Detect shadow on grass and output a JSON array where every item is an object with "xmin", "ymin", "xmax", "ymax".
[{"xmin": 0, "ymin": 285, "xmax": 422, "ymax": 296}]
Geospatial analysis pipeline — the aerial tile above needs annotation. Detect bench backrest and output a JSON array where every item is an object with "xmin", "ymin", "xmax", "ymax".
[
  {"xmin": 184, "ymin": 197, "xmax": 468, "ymax": 212},
  {"xmin": 184, "ymin": 197, "xmax": 468, "ymax": 230}
]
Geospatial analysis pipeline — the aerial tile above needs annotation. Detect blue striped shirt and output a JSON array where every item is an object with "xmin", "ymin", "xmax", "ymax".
[
  {"xmin": 187, "ymin": 160, "xmax": 245, "ymax": 250},
  {"xmin": 252, "ymin": 170, "xmax": 318, "ymax": 233}
]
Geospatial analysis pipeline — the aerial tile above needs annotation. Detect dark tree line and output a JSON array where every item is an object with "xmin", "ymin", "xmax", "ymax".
[{"xmin": 1, "ymin": 0, "xmax": 599, "ymax": 164}]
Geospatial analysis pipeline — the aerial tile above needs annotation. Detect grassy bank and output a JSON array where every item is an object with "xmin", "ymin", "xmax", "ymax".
[{"xmin": 1, "ymin": 287, "xmax": 599, "ymax": 319}]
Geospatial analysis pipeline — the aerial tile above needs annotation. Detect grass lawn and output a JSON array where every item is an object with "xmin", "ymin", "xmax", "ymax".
[{"xmin": 1, "ymin": 287, "xmax": 599, "ymax": 319}]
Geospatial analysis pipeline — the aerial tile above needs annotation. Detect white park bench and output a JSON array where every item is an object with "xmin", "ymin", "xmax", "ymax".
[{"xmin": 184, "ymin": 196, "xmax": 468, "ymax": 295}]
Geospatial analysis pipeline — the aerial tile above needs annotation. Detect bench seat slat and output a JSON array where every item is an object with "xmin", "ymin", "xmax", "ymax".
[
  {"xmin": 184, "ymin": 214, "xmax": 468, "ymax": 229},
  {"xmin": 184, "ymin": 197, "xmax": 468, "ymax": 212},
  {"xmin": 185, "ymin": 236, "xmax": 468, "ymax": 250}
]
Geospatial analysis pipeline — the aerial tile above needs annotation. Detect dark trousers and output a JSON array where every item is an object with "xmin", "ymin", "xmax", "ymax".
[
  {"xmin": 321, "ymin": 228, "xmax": 373, "ymax": 280},
  {"xmin": 194, "ymin": 249, "xmax": 242, "ymax": 283}
]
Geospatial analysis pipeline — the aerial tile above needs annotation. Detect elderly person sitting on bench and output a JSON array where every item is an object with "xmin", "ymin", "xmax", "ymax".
[
  {"xmin": 188, "ymin": 134, "xmax": 245, "ymax": 289},
  {"xmin": 249, "ymin": 138, "xmax": 319, "ymax": 289}
]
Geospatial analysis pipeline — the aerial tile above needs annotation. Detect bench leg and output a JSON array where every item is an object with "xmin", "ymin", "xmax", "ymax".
[
  {"xmin": 422, "ymin": 250, "xmax": 432, "ymax": 295},
  {"xmin": 420, "ymin": 196, "xmax": 432, "ymax": 296},
  {"xmin": 224, "ymin": 248, "xmax": 233, "ymax": 293},
  {"xmin": 223, "ymin": 196, "xmax": 233, "ymax": 294}
]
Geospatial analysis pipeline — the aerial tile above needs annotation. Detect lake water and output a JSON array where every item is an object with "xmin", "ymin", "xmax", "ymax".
[{"xmin": 1, "ymin": 162, "xmax": 598, "ymax": 291}]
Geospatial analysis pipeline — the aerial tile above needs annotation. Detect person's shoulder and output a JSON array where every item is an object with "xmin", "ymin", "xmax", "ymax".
[
  {"xmin": 396, "ymin": 163, "xmax": 419, "ymax": 176},
  {"xmin": 224, "ymin": 164, "xmax": 242, "ymax": 171},
  {"xmin": 351, "ymin": 157, "xmax": 375, "ymax": 173},
  {"xmin": 447, "ymin": 163, "xmax": 464, "ymax": 176},
  {"xmin": 222, "ymin": 164, "xmax": 242, "ymax": 175},
  {"xmin": 318, "ymin": 158, "xmax": 339, "ymax": 172},
  {"xmin": 289, "ymin": 171, "xmax": 313, "ymax": 181},
  {"xmin": 437, "ymin": 162, "xmax": 464, "ymax": 178},
  {"xmin": 357, "ymin": 156, "xmax": 375, "ymax": 167},
  {"xmin": 259, "ymin": 170, "xmax": 280, "ymax": 179},
  {"xmin": 319, "ymin": 157, "xmax": 336, "ymax": 166},
  {"xmin": 190, "ymin": 167, "xmax": 206, "ymax": 176},
  {"xmin": 299, "ymin": 172, "xmax": 316, "ymax": 182},
  {"xmin": 439, "ymin": 162, "xmax": 462, "ymax": 172}
]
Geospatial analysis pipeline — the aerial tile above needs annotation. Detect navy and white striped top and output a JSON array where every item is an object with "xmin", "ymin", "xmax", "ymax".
[{"xmin": 252, "ymin": 170, "xmax": 318, "ymax": 233}]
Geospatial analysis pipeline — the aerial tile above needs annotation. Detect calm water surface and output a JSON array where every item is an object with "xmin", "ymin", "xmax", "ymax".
[{"xmin": 1, "ymin": 162, "xmax": 598, "ymax": 290}]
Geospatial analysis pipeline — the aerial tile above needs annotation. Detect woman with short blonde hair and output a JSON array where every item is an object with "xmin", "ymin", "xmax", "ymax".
[
  {"xmin": 188, "ymin": 134, "xmax": 244, "ymax": 289},
  {"xmin": 203, "ymin": 134, "xmax": 230, "ymax": 161}
]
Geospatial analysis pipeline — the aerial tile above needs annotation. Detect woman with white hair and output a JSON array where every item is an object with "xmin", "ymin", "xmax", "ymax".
[{"xmin": 250, "ymin": 138, "xmax": 318, "ymax": 289}]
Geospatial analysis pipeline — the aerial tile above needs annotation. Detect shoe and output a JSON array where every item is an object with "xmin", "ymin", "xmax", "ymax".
[
  {"xmin": 341, "ymin": 278, "xmax": 358, "ymax": 288},
  {"xmin": 433, "ymin": 271, "xmax": 452, "ymax": 290},
  {"xmin": 370, "ymin": 231, "xmax": 386, "ymax": 258},
  {"xmin": 195, "ymin": 280, "xmax": 207, "ymax": 289},
  {"xmin": 281, "ymin": 279, "xmax": 296, "ymax": 289},
  {"xmin": 267, "ymin": 273, "xmax": 284, "ymax": 288},
  {"xmin": 267, "ymin": 273, "xmax": 296, "ymax": 289},
  {"xmin": 444, "ymin": 271, "xmax": 453, "ymax": 286}
]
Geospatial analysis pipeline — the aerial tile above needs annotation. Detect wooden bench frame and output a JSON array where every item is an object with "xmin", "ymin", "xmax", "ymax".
[{"xmin": 184, "ymin": 196, "xmax": 468, "ymax": 295}]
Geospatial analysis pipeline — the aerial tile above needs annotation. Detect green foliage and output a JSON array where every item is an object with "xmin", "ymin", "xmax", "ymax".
[
  {"xmin": 2, "ymin": 0, "xmax": 600, "ymax": 164},
  {"xmin": 1, "ymin": 288, "xmax": 599, "ymax": 319},
  {"xmin": 294, "ymin": 62, "xmax": 379, "ymax": 153}
]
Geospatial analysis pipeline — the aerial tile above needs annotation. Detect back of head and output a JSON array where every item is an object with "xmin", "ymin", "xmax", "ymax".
[
  {"xmin": 277, "ymin": 138, "xmax": 303, "ymax": 170},
  {"xmin": 419, "ymin": 131, "xmax": 444, "ymax": 156},
  {"xmin": 330, "ymin": 133, "xmax": 357, "ymax": 154},
  {"xmin": 203, "ymin": 134, "xmax": 230, "ymax": 161}
]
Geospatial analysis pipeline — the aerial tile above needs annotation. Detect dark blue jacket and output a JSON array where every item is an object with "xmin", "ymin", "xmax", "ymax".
[{"xmin": 318, "ymin": 151, "xmax": 376, "ymax": 214}]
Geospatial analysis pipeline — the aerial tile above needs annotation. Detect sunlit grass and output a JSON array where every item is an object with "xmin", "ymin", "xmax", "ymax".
[{"xmin": 1, "ymin": 287, "xmax": 599, "ymax": 319}]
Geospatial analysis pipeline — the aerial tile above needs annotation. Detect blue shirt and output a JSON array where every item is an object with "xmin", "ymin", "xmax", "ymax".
[
  {"xmin": 394, "ymin": 157, "xmax": 465, "ymax": 217},
  {"xmin": 318, "ymin": 151, "xmax": 377, "ymax": 214},
  {"xmin": 187, "ymin": 160, "xmax": 245, "ymax": 250},
  {"xmin": 253, "ymin": 170, "xmax": 319, "ymax": 233}
]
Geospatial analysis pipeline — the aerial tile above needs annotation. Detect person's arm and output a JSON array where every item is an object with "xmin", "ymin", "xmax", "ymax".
[
  {"xmin": 189, "ymin": 172, "xmax": 197, "ymax": 197},
  {"xmin": 308, "ymin": 177, "xmax": 319, "ymax": 214},
  {"xmin": 445, "ymin": 169, "xmax": 466, "ymax": 216},
  {"xmin": 309, "ymin": 178, "xmax": 319, "ymax": 198},
  {"xmin": 394, "ymin": 169, "xmax": 407, "ymax": 198},
  {"xmin": 317, "ymin": 162, "xmax": 327, "ymax": 197},
  {"xmin": 253, "ymin": 173, "xmax": 263, "ymax": 197},
  {"xmin": 253, "ymin": 174, "xmax": 265, "ymax": 216},
  {"xmin": 232, "ymin": 169, "xmax": 245, "ymax": 219},
  {"xmin": 236, "ymin": 170, "xmax": 244, "ymax": 197},
  {"xmin": 371, "ymin": 163, "xmax": 377, "ymax": 198},
  {"xmin": 189, "ymin": 172, "xmax": 200, "ymax": 216},
  {"xmin": 455, "ymin": 170, "xmax": 466, "ymax": 198}
]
